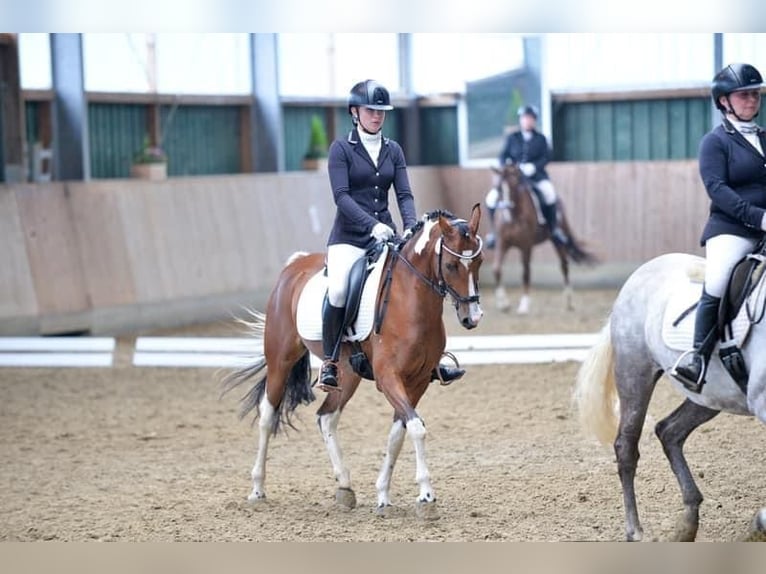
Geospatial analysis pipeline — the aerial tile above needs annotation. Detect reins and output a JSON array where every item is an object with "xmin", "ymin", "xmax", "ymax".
[{"xmin": 373, "ymin": 221, "xmax": 483, "ymax": 334}]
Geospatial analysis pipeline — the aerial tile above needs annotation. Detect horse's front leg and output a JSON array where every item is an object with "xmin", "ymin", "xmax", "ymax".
[
  {"xmin": 375, "ymin": 418, "xmax": 407, "ymax": 515},
  {"xmin": 493, "ymin": 245, "xmax": 510, "ymax": 312},
  {"xmin": 406, "ymin": 415, "xmax": 438, "ymax": 520},
  {"xmin": 517, "ymin": 247, "xmax": 532, "ymax": 314}
]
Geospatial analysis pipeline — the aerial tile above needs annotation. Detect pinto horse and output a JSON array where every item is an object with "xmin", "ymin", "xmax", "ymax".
[
  {"xmin": 490, "ymin": 163, "xmax": 597, "ymax": 314},
  {"xmin": 221, "ymin": 205, "xmax": 484, "ymax": 519}
]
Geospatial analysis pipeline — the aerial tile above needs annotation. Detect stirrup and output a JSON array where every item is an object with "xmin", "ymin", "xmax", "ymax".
[
  {"xmin": 317, "ymin": 361, "xmax": 341, "ymax": 393},
  {"xmin": 433, "ymin": 351, "xmax": 464, "ymax": 386},
  {"xmin": 669, "ymin": 350, "xmax": 706, "ymax": 393}
]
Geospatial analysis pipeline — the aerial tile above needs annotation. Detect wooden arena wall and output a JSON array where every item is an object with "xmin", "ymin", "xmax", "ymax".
[{"xmin": 0, "ymin": 161, "xmax": 707, "ymax": 335}]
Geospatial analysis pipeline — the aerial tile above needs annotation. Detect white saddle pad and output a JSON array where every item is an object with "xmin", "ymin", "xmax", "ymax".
[
  {"xmin": 661, "ymin": 275, "xmax": 763, "ymax": 351},
  {"xmin": 296, "ymin": 245, "xmax": 389, "ymax": 342}
]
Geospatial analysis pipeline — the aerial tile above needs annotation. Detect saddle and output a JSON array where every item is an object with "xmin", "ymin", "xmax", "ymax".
[
  {"xmin": 295, "ymin": 244, "xmax": 389, "ymax": 344},
  {"xmin": 666, "ymin": 241, "xmax": 766, "ymax": 393}
]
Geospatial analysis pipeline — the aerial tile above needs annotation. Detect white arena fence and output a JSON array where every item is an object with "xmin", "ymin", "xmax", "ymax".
[{"xmin": 0, "ymin": 334, "xmax": 599, "ymax": 368}]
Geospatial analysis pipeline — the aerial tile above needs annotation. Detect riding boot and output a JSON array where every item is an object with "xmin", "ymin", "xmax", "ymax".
[
  {"xmin": 319, "ymin": 302, "xmax": 345, "ymax": 391},
  {"xmin": 540, "ymin": 202, "xmax": 568, "ymax": 246},
  {"xmin": 671, "ymin": 290, "xmax": 721, "ymax": 392},
  {"xmin": 486, "ymin": 206, "xmax": 497, "ymax": 249},
  {"xmin": 430, "ymin": 364, "xmax": 466, "ymax": 385}
]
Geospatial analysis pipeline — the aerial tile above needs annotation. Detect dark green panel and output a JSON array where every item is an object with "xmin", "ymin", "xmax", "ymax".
[
  {"xmin": 419, "ymin": 106, "xmax": 458, "ymax": 166},
  {"xmin": 648, "ymin": 100, "xmax": 669, "ymax": 159},
  {"xmin": 577, "ymin": 104, "xmax": 597, "ymax": 161},
  {"xmin": 553, "ymin": 96, "xmax": 713, "ymax": 162},
  {"xmin": 631, "ymin": 102, "xmax": 650, "ymax": 160},
  {"xmin": 283, "ymin": 106, "xmax": 328, "ymax": 171},
  {"xmin": 160, "ymin": 105, "xmax": 241, "ymax": 176},
  {"xmin": 613, "ymin": 101, "xmax": 633, "ymax": 160},
  {"xmin": 668, "ymin": 99, "xmax": 688, "ymax": 159},
  {"xmin": 88, "ymin": 103, "xmax": 147, "ymax": 179},
  {"xmin": 687, "ymin": 98, "xmax": 710, "ymax": 156},
  {"xmin": 594, "ymin": 105, "xmax": 614, "ymax": 161}
]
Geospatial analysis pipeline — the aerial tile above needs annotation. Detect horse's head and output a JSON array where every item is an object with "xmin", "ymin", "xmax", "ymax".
[
  {"xmin": 492, "ymin": 163, "xmax": 526, "ymax": 196},
  {"xmin": 408, "ymin": 203, "xmax": 484, "ymax": 329}
]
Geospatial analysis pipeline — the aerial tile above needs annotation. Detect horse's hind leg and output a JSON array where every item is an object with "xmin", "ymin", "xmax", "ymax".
[
  {"xmin": 614, "ymin": 361, "xmax": 662, "ymax": 541},
  {"xmin": 249, "ymin": 394, "xmax": 276, "ymax": 502},
  {"xmin": 375, "ymin": 418, "xmax": 407, "ymax": 514},
  {"xmin": 554, "ymin": 244, "xmax": 573, "ymax": 310},
  {"xmin": 654, "ymin": 399, "xmax": 719, "ymax": 542}
]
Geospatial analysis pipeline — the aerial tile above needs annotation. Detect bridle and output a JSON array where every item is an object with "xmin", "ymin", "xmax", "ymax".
[{"xmin": 373, "ymin": 214, "xmax": 483, "ymax": 333}]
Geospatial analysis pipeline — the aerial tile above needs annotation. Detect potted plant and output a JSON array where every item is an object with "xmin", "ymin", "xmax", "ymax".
[
  {"xmin": 130, "ymin": 136, "xmax": 168, "ymax": 181},
  {"xmin": 302, "ymin": 114, "xmax": 328, "ymax": 170}
]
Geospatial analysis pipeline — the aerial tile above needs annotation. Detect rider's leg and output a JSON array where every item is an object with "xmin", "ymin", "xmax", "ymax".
[
  {"xmin": 671, "ymin": 234, "xmax": 756, "ymax": 391},
  {"xmin": 320, "ymin": 244, "xmax": 365, "ymax": 391},
  {"xmin": 536, "ymin": 179, "xmax": 568, "ymax": 245}
]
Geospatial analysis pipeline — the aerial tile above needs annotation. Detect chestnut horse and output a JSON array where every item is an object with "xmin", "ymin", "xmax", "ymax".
[
  {"xmin": 221, "ymin": 205, "xmax": 483, "ymax": 519},
  {"xmin": 491, "ymin": 163, "xmax": 597, "ymax": 314}
]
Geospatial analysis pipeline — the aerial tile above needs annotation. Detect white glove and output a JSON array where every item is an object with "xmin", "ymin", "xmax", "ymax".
[
  {"xmin": 519, "ymin": 162, "xmax": 536, "ymax": 177},
  {"xmin": 371, "ymin": 222, "xmax": 395, "ymax": 242}
]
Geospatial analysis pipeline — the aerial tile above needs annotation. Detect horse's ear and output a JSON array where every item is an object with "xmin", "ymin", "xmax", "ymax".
[
  {"xmin": 469, "ymin": 202, "xmax": 481, "ymax": 236},
  {"xmin": 437, "ymin": 213, "xmax": 454, "ymax": 237}
]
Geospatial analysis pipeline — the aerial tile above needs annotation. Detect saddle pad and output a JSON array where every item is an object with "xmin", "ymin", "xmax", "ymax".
[
  {"xmin": 661, "ymin": 276, "xmax": 760, "ymax": 351},
  {"xmin": 296, "ymin": 245, "xmax": 389, "ymax": 342}
]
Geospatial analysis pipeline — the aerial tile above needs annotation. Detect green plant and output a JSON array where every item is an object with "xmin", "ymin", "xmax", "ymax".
[
  {"xmin": 304, "ymin": 115, "xmax": 328, "ymax": 160},
  {"xmin": 133, "ymin": 135, "xmax": 167, "ymax": 164}
]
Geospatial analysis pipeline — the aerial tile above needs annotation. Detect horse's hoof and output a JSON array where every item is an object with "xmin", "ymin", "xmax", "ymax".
[
  {"xmin": 375, "ymin": 503, "xmax": 405, "ymax": 518},
  {"xmin": 415, "ymin": 499, "xmax": 439, "ymax": 521},
  {"xmin": 335, "ymin": 487, "xmax": 356, "ymax": 510},
  {"xmin": 246, "ymin": 492, "xmax": 267, "ymax": 504},
  {"xmin": 742, "ymin": 508, "xmax": 766, "ymax": 541},
  {"xmin": 672, "ymin": 517, "xmax": 698, "ymax": 542}
]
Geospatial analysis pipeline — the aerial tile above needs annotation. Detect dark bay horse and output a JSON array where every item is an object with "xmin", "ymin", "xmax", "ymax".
[
  {"xmin": 573, "ymin": 253, "xmax": 766, "ymax": 541},
  {"xmin": 221, "ymin": 205, "xmax": 484, "ymax": 519},
  {"xmin": 490, "ymin": 163, "xmax": 597, "ymax": 314}
]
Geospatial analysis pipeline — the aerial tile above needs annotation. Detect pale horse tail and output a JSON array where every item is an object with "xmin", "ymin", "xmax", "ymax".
[{"xmin": 572, "ymin": 317, "xmax": 619, "ymax": 446}]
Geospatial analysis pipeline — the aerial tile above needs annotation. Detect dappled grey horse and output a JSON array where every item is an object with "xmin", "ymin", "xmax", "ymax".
[{"xmin": 573, "ymin": 252, "xmax": 766, "ymax": 541}]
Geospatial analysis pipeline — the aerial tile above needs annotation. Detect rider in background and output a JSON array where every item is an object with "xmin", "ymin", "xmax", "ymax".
[
  {"xmin": 671, "ymin": 63, "xmax": 766, "ymax": 391},
  {"xmin": 320, "ymin": 79, "xmax": 464, "ymax": 392},
  {"xmin": 485, "ymin": 105, "xmax": 571, "ymax": 250}
]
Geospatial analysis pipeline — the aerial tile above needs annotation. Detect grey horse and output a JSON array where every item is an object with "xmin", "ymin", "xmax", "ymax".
[{"xmin": 573, "ymin": 252, "xmax": 766, "ymax": 541}]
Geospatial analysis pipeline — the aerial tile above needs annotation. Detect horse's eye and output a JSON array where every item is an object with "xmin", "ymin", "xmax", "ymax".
[{"xmin": 445, "ymin": 262, "xmax": 458, "ymax": 273}]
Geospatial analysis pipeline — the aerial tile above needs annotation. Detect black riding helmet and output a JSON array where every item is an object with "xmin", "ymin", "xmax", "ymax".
[
  {"xmin": 712, "ymin": 63, "xmax": 763, "ymax": 113},
  {"xmin": 348, "ymin": 80, "xmax": 394, "ymax": 117},
  {"xmin": 517, "ymin": 105, "xmax": 538, "ymax": 119}
]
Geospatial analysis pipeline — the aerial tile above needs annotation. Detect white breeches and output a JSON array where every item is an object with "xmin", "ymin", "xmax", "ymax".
[
  {"xmin": 484, "ymin": 178, "xmax": 557, "ymax": 209},
  {"xmin": 704, "ymin": 234, "xmax": 758, "ymax": 298},
  {"xmin": 326, "ymin": 243, "xmax": 367, "ymax": 307},
  {"xmin": 535, "ymin": 179, "xmax": 557, "ymax": 205}
]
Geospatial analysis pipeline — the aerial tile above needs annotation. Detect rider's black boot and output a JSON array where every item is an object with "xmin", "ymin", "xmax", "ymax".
[
  {"xmin": 430, "ymin": 364, "xmax": 466, "ymax": 385},
  {"xmin": 319, "ymin": 302, "xmax": 345, "ymax": 391},
  {"xmin": 540, "ymin": 202, "xmax": 568, "ymax": 246},
  {"xmin": 671, "ymin": 290, "xmax": 721, "ymax": 393}
]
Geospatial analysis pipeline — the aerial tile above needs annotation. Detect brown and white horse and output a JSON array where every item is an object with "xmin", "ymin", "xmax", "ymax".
[
  {"xmin": 221, "ymin": 205, "xmax": 483, "ymax": 519},
  {"xmin": 491, "ymin": 163, "xmax": 597, "ymax": 314}
]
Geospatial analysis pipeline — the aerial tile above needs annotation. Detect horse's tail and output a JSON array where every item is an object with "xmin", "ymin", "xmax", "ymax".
[
  {"xmin": 572, "ymin": 317, "xmax": 619, "ymax": 446},
  {"xmin": 558, "ymin": 202, "xmax": 599, "ymax": 265},
  {"xmin": 219, "ymin": 309, "xmax": 315, "ymax": 434}
]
